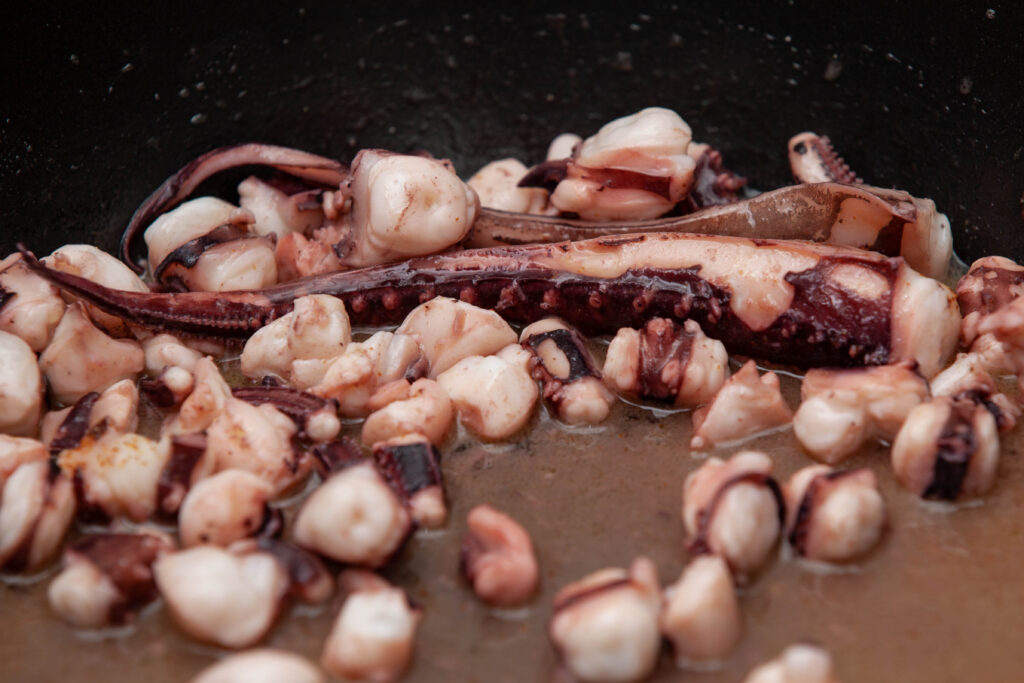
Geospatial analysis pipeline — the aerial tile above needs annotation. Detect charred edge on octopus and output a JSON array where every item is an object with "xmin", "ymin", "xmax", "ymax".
[
  {"xmin": 787, "ymin": 469, "xmax": 859, "ymax": 555},
  {"xmin": 70, "ymin": 534, "xmax": 166, "ymax": 623},
  {"xmin": 678, "ymin": 148, "xmax": 747, "ymax": 211},
  {"xmin": 152, "ymin": 223, "xmax": 255, "ymax": 291},
  {"xmin": 231, "ymin": 385, "xmax": 339, "ymax": 433},
  {"xmin": 155, "ymin": 433, "xmax": 208, "ymax": 519},
  {"xmin": 524, "ymin": 328, "xmax": 597, "ymax": 382},
  {"xmin": 311, "ymin": 437, "xmax": 364, "ymax": 478},
  {"xmin": 790, "ymin": 134, "xmax": 862, "ymax": 185},
  {"xmin": 517, "ymin": 159, "xmax": 568, "ymax": 193},
  {"xmin": 923, "ymin": 401, "xmax": 977, "ymax": 501},
  {"xmin": 49, "ymin": 392, "xmax": 101, "ymax": 457},
  {"xmin": 689, "ymin": 472, "xmax": 785, "ymax": 557},
  {"xmin": 956, "ymin": 265, "xmax": 1024, "ymax": 317},
  {"xmin": 372, "ymin": 441, "xmax": 443, "ymax": 501},
  {"xmin": 19, "ymin": 237, "xmax": 907, "ymax": 369},
  {"xmin": 119, "ymin": 143, "xmax": 348, "ymax": 272},
  {"xmin": 637, "ymin": 318, "xmax": 696, "ymax": 399}
]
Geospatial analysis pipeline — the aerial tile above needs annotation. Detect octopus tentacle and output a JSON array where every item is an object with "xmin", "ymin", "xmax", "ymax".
[
  {"xmin": 119, "ymin": 143, "xmax": 347, "ymax": 272},
  {"xmin": 19, "ymin": 233, "xmax": 959, "ymax": 372},
  {"xmin": 788, "ymin": 132, "xmax": 863, "ymax": 185}
]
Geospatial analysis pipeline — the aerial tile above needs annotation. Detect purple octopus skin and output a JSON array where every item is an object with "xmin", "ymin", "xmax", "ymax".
[
  {"xmin": 231, "ymin": 385, "xmax": 338, "ymax": 435},
  {"xmin": 18, "ymin": 233, "xmax": 958, "ymax": 372},
  {"xmin": 119, "ymin": 143, "xmax": 347, "ymax": 272}
]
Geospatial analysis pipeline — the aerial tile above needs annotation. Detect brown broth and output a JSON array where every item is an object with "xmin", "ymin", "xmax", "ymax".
[{"xmin": 2, "ymin": 368, "xmax": 1024, "ymax": 682}]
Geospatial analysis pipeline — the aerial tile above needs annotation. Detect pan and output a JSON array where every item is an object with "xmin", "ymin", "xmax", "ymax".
[{"xmin": 1, "ymin": 2, "xmax": 1023, "ymax": 682}]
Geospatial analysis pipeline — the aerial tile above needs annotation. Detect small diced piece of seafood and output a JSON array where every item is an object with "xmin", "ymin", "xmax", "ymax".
[
  {"xmin": 397, "ymin": 297, "xmax": 517, "ymax": 378},
  {"xmin": 178, "ymin": 470, "xmax": 274, "ymax": 547},
  {"xmin": 321, "ymin": 570, "xmax": 422, "ymax": 683},
  {"xmin": 293, "ymin": 461, "xmax": 411, "ymax": 567},
  {"xmin": 238, "ymin": 175, "xmax": 325, "ymax": 239},
  {"xmin": 548, "ymin": 557, "xmax": 662, "ymax": 683},
  {"xmin": 0, "ymin": 461, "xmax": 76, "ymax": 572},
  {"xmin": 691, "ymin": 361, "xmax": 792, "ymax": 451},
  {"xmin": 362, "ymin": 378, "xmax": 453, "ymax": 446},
  {"xmin": 372, "ymin": 435, "xmax": 447, "ymax": 529},
  {"xmin": 743, "ymin": 643, "xmax": 841, "ymax": 683},
  {"xmin": 659, "ymin": 556, "xmax": 742, "ymax": 665},
  {"xmin": 783, "ymin": 466, "xmax": 886, "ymax": 563},
  {"xmin": 437, "ymin": 345, "xmax": 539, "ymax": 441},
  {"xmin": 154, "ymin": 544, "xmax": 290, "ymax": 649},
  {"xmin": 191, "ymin": 649, "xmax": 324, "ymax": 683},
  {"xmin": 48, "ymin": 531, "xmax": 175, "ymax": 627},
  {"xmin": 682, "ymin": 451, "xmax": 783, "ymax": 575},
  {"xmin": 891, "ymin": 396, "xmax": 1000, "ymax": 500},
  {"xmin": 0, "ymin": 435, "xmax": 47, "ymax": 490},
  {"xmin": 0, "ymin": 330, "xmax": 44, "ymax": 436},
  {"xmin": 603, "ymin": 318, "xmax": 728, "ymax": 408},
  {"xmin": 930, "ymin": 353, "xmax": 1020, "ymax": 433},
  {"xmin": 461, "ymin": 504, "xmax": 539, "ymax": 607},
  {"xmin": 521, "ymin": 318, "xmax": 615, "ymax": 425},
  {"xmin": 468, "ymin": 159, "xmax": 548, "ymax": 214},
  {"xmin": 42, "ymin": 378, "xmax": 139, "ymax": 448},
  {"xmin": 0, "ymin": 253, "xmax": 66, "ymax": 352},
  {"xmin": 792, "ymin": 363, "xmax": 929, "ymax": 464}
]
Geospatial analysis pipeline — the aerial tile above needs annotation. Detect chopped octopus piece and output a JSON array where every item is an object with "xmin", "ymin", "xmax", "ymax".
[
  {"xmin": 43, "ymin": 244, "xmax": 148, "ymax": 337},
  {"xmin": 140, "ymin": 333, "xmax": 203, "ymax": 406},
  {"xmin": 468, "ymin": 158, "xmax": 548, "ymax": 214},
  {"xmin": 930, "ymin": 353, "xmax": 1020, "ymax": 433},
  {"xmin": 683, "ymin": 450, "xmax": 784, "ymax": 575},
  {"xmin": 956, "ymin": 255, "xmax": 1024, "ymax": 346},
  {"xmin": 891, "ymin": 395, "xmax": 1000, "ymax": 500},
  {"xmin": 275, "ymin": 226, "xmax": 344, "ymax": 281},
  {"xmin": 166, "ymin": 357, "xmax": 232, "ymax": 436},
  {"xmin": 154, "ymin": 543, "xmax": 290, "ymax": 649},
  {"xmin": 792, "ymin": 363, "xmax": 929, "ymax": 464},
  {"xmin": 38, "ymin": 302, "xmax": 145, "ymax": 406},
  {"xmin": 233, "ymin": 537, "xmax": 334, "ymax": 605},
  {"xmin": 521, "ymin": 317, "xmax": 616, "ymax": 425},
  {"xmin": 321, "ymin": 570, "xmax": 422, "ymax": 683},
  {"xmin": 361, "ymin": 378, "xmax": 453, "ymax": 446},
  {"xmin": 0, "ymin": 330, "xmax": 44, "ymax": 436},
  {"xmin": 461, "ymin": 504, "xmax": 539, "ymax": 607},
  {"xmin": 293, "ymin": 460, "xmax": 411, "ymax": 567},
  {"xmin": 437, "ymin": 344, "xmax": 539, "ymax": 441},
  {"xmin": 231, "ymin": 385, "xmax": 341, "ymax": 443},
  {"xmin": 548, "ymin": 556, "xmax": 662, "ymax": 683},
  {"xmin": 153, "ymin": 433, "xmax": 214, "ymax": 520},
  {"xmin": 178, "ymin": 470, "xmax": 274, "ymax": 547},
  {"xmin": 783, "ymin": 465, "xmax": 886, "ymax": 562},
  {"xmin": 191, "ymin": 649, "xmax": 324, "ymax": 683},
  {"xmin": 743, "ymin": 643, "xmax": 841, "ymax": 683},
  {"xmin": 205, "ymin": 398, "xmax": 308, "ymax": 496},
  {"xmin": 547, "ymin": 133, "xmax": 582, "ymax": 161},
  {"xmin": 42, "ymin": 378, "xmax": 139, "ymax": 449},
  {"xmin": 603, "ymin": 318, "xmax": 729, "ymax": 408},
  {"xmin": 659, "ymin": 555, "xmax": 742, "ymax": 665},
  {"xmin": 541, "ymin": 107, "xmax": 697, "ymax": 221},
  {"xmin": 372, "ymin": 434, "xmax": 447, "ymax": 529},
  {"xmin": 396, "ymin": 297, "xmax": 517, "ymax": 378},
  {"xmin": 310, "ymin": 331, "xmax": 426, "ymax": 417},
  {"xmin": 691, "ymin": 361, "xmax": 792, "ymax": 451},
  {"xmin": 47, "ymin": 531, "xmax": 175, "ymax": 627},
  {"xmin": 978, "ymin": 295, "xmax": 1024, "ymax": 393},
  {"xmin": 237, "ymin": 175, "xmax": 325, "ymax": 239},
  {"xmin": 0, "ymin": 461, "xmax": 75, "ymax": 572},
  {"xmin": 328, "ymin": 149, "xmax": 478, "ymax": 268},
  {"xmin": 0, "ymin": 435, "xmax": 47, "ymax": 490},
  {"xmin": 57, "ymin": 432, "xmax": 166, "ymax": 522},
  {"xmin": 0, "ymin": 253, "xmax": 66, "ymax": 352},
  {"xmin": 240, "ymin": 294, "xmax": 351, "ymax": 387}
]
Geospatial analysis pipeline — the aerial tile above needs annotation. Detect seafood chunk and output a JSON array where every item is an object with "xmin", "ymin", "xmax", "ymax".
[
  {"xmin": 468, "ymin": 159, "xmax": 548, "ymax": 214},
  {"xmin": 0, "ymin": 435, "xmax": 47, "ymax": 490},
  {"xmin": 191, "ymin": 649, "xmax": 324, "ymax": 683},
  {"xmin": 39, "ymin": 302, "xmax": 144, "ymax": 405},
  {"xmin": 792, "ymin": 363, "xmax": 929, "ymax": 464},
  {"xmin": 978, "ymin": 295, "xmax": 1024, "ymax": 393},
  {"xmin": 362, "ymin": 378, "xmax": 453, "ymax": 446},
  {"xmin": 743, "ymin": 643, "xmax": 840, "ymax": 683},
  {"xmin": 691, "ymin": 362, "xmax": 792, "ymax": 451},
  {"xmin": 396, "ymin": 297, "xmax": 517, "ymax": 378},
  {"xmin": 930, "ymin": 353, "xmax": 1019, "ymax": 433},
  {"xmin": 0, "ymin": 461, "xmax": 75, "ymax": 572},
  {"xmin": 461, "ymin": 504, "xmax": 539, "ymax": 607},
  {"xmin": 372, "ymin": 435, "xmax": 447, "ymax": 529},
  {"xmin": 683, "ymin": 451, "xmax": 783, "ymax": 575},
  {"xmin": 437, "ymin": 345, "xmax": 539, "ymax": 441},
  {"xmin": 321, "ymin": 570, "xmax": 421, "ymax": 683},
  {"xmin": 44, "ymin": 244, "xmax": 147, "ymax": 336},
  {"xmin": 0, "ymin": 253, "xmax": 66, "ymax": 351},
  {"xmin": 178, "ymin": 470, "xmax": 274, "ymax": 547},
  {"xmin": 293, "ymin": 461, "xmax": 411, "ymax": 567},
  {"xmin": 42, "ymin": 378, "xmax": 139, "ymax": 449},
  {"xmin": 154, "ymin": 544, "xmax": 289, "ymax": 649},
  {"xmin": 659, "ymin": 556, "xmax": 742, "ymax": 665},
  {"xmin": 549, "ymin": 556, "xmax": 662, "ymax": 683},
  {"xmin": 783, "ymin": 466, "xmax": 886, "ymax": 562},
  {"xmin": 521, "ymin": 318, "xmax": 615, "ymax": 425},
  {"xmin": 891, "ymin": 396, "xmax": 999, "ymax": 500},
  {"xmin": 238, "ymin": 175, "xmax": 324, "ymax": 239},
  {"xmin": 48, "ymin": 531, "xmax": 174, "ymax": 627},
  {"xmin": 0, "ymin": 330, "xmax": 43, "ymax": 436},
  {"xmin": 603, "ymin": 318, "xmax": 728, "ymax": 408}
]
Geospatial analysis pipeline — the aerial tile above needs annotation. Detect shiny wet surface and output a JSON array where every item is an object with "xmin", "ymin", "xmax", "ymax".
[{"xmin": 2, "ymin": 362, "xmax": 1023, "ymax": 682}]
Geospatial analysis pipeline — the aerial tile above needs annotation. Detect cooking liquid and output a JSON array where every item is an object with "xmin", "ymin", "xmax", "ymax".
[{"xmin": 2, "ymin": 347, "xmax": 1023, "ymax": 682}]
